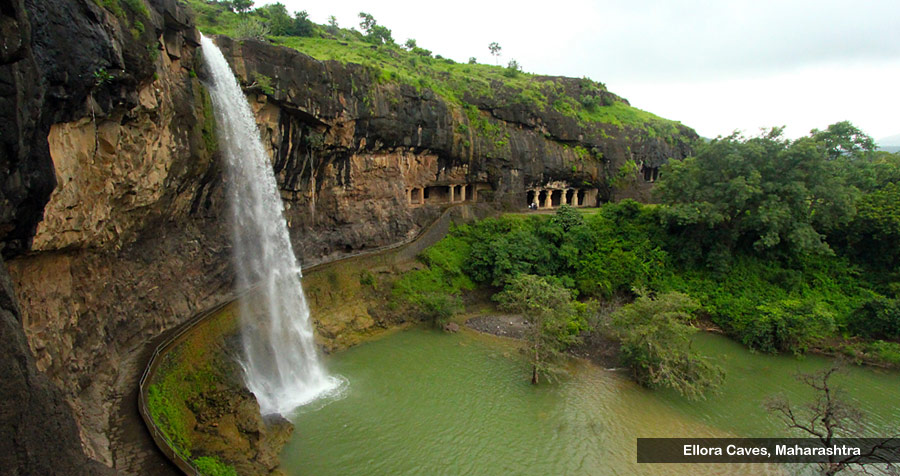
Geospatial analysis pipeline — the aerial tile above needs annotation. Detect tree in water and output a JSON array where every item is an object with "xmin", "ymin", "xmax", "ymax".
[
  {"xmin": 494, "ymin": 274, "xmax": 582, "ymax": 384},
  {"xmin": 765, "ymin": 365, "xmax": 898, "ymax": 475},
  {"xmin": 612, "ymin": 291, "xmax": 724, "ymax": 399}
]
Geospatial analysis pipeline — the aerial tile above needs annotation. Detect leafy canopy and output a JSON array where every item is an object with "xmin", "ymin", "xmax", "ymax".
[{"xmin": 655, "ymin": 127, "xmax": 857, "ymax": 266}]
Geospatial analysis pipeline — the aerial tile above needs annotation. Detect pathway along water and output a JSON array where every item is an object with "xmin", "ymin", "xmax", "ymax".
[{"xmin": 200, "ymin": 35, "xmax": 341, "ymax": 415}]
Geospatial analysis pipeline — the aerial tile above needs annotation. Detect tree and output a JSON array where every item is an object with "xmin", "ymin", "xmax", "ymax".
[
  {"xmin": 468, "ymin": 57, "xmax": 477, "ymax": 64},
  {"xmin": 655, "ymin": 127, "xmax": 858, "ymax": 267},
  {"xmin": 494, "ymin": 274, "xmax": 582, "ymax": 384},
  {"xmin": 488, "ymin": 42, "xmax": 502, "ymax": 64},
  {"xmin": 255, "ymin": 2, "xmax": 291, "ymax": 35},
  {"xmin": 811, "ymin": 121, "xmax": 876, "ymax": 160},
  {"xmin": 326, "ymin": 15, "xmax": 339, "ymax": 35},
  {"xmin": 231, "ymin": 0, "xmax": 253, "ymax": 14},
  {"xmin": 844, "ymin": 182, "xmax": 900, "ymax": 270},
  {"xmin": 765, "ymin": 365, "xmax": 898, "ymax": 475},
  {"xmin": 612, "ymin": 291, "xmax": 724, "ymax": 399},
  {"xmin": 403, "ymin": 38, "xmax": 417, "ymax": 50},
  {"xmin": 289, "ymin": 10, "xmax": 314, "ymax": 37},
  {"xmin": 358, "ymin": 12, "xmax": 393, "ymax": 44}
]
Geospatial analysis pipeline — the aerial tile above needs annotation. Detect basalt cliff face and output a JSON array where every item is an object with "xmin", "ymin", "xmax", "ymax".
[{"xmin": 1, "ymin": 0, "xmax": 697, "ymax": 473}]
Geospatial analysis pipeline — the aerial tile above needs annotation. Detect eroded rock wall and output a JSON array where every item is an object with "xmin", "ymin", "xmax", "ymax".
[
  {"xmin": 3, "ymin": 0, "xmax": 227, "ymax": 470},
  {"xmin": 2, "ymin": 4, "xmax": 698, "ymax": 473},
  {"xmin": 216, "ymin": 36, "xmax": 697, "ymax": 263}
]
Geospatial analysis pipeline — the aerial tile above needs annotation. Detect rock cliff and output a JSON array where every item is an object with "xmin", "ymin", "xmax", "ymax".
[{"xmin": 0, "ymin": 0, "xmax": 698, "ymax": 473}]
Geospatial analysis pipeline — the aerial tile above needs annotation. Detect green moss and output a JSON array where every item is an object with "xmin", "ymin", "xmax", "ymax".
[
  {"xmin": 145, "ymin": 305, "xmax": 239, "ymax": 464},
  {"xmin": 199, "ymin": 86, "xmax": 217, "ymax": 152},
  {"xmin": 193, "ymin": 456, "xmax": 238, "ymax": 476}
]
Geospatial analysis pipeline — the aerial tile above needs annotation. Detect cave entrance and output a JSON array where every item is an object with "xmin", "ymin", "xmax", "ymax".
[
  {"xmin": 526, "ymin": 190, "xmax": 536, "ymax": 208},
  {"xmin": 465, "ymin": 186, "xmax": 474, "ymax": 202},
  {"xmin": 576, "ymin": 189, "xmax": 586, "ymax": 207},
  {"xmin": 565, "ymin": 189, "xmax": 575, "ymax": 206},
  {"xmin": 424, "ymin": 186, "xmax": 451, "ymax": 204},
  {"xmin": 538, "ymin": 190, "xmax": 548, "ymax": 209},
  {"xmin": 642, "ymin": 165, "xmax": 659, "ymax": 182},
  {"xmin": 452, "ymin": 185, "xmax": 464, "ymax": 202},
  {"xmin": 550, "ymin": 190, "xmax": 562, "ymax": 208},
  {"xmin": 408, "ymin": 187, "xmax": 424, "ymax": 205}
]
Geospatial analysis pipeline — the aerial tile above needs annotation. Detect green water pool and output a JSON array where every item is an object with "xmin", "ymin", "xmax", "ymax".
[{"xmin": 279, "ymin": 328, "xmax": 899, "ymax": 475}]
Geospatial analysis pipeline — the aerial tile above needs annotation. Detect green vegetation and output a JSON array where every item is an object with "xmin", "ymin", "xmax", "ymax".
[
  {"xmin": 145, "ymin": 305, "xmax": 239, "ymax": 475},
  {"xmin": 392, "ymin": 234, "xmax": 474, "ymax": 327},
  {"xmin": 494, "ymin": 274, "xmax": 584, "ymax": 383},
  {"xmin": 182, "ymin": 0, "xmax": 685, "ymax": 138},
  {"xmin": 612, "ymin": 292, "xmax": 724, "ymax": 399},
  {"xmin": 394, "ymin": 122, "xmax": 900, "ymax": 394},
  {"xmin": 193, "ymin": 456, "xmax": 239, "ymax": 476}
]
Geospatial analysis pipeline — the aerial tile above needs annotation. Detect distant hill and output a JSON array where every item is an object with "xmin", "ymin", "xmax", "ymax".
[
  {"xmin": 879, "ymin": 146, "xmax": 900, "ymax": 153},
  {"xmin": 877, "ymin": 132, "xmax": 900, "ymax": 147}
]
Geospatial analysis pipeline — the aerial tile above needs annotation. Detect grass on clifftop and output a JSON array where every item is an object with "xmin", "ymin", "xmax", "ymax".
[{"xmin": 184, "ymin": 0, "xmax": 685, "ymax": 138}]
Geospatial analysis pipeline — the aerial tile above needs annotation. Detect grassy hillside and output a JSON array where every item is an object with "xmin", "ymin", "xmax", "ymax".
[{"xmin": 184, "ymin": 0, "xmax": 686, "ymax": 139}]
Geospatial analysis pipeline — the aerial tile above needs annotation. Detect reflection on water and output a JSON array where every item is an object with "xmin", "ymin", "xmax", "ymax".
[{"xmin": 280, "ymin": 328, "xmax": 898, "ymax": 475}]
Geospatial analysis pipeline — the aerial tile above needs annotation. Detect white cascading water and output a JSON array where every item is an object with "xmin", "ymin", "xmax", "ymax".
[{"xmin": 200, "ymin": 35, "xmax": 341, "ymax": 415}]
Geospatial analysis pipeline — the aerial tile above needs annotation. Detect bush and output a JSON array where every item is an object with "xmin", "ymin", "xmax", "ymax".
[
  {"xmin": 234, "ymin": 17, "xmax": 269, "ymax": 40},
  {"xmin": 738, "ymin": 299, "xmax": 835, "ymax": 355},
  {"xmin": 850, "ymin": 297, "xmax": 900, "ymax": 340},
  {"xmin": 415, "ymin": 292, "xmax": 463, "ymax": 327}
]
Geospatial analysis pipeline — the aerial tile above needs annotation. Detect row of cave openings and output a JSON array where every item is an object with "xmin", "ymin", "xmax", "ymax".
[
  {"xmin": 526, "ymin": 188, "xmax": 598, "ymax": 209},
  {"xmin": 406, "ymin": 183, "xmax": 492, "ymax": 206}
]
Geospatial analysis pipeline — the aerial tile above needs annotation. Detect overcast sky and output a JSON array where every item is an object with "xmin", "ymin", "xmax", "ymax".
[{"xmin": 266, "ymin": 0, "xmax": 900, "ymax": 141}]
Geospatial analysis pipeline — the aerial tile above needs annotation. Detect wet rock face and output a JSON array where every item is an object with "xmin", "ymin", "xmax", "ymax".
[
  {"xmin": 2, "ymin": 2, "xmax": 697, "ymax": 473},
  {"xmin": 187, "ymin": 356, "xmax": 295, "ymax": 476},
  {"xmin": 0, "ymin": 1, "xmax": 117, "ymax": 473},
  {"xmin": 0, "ymin": 0, "xmax": 222, "ymax": 471}
]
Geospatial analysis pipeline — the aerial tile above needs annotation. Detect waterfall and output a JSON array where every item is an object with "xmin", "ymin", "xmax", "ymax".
[{"xmin": 200, "ymin": 35, "xmax": 340, "ymax": 415}]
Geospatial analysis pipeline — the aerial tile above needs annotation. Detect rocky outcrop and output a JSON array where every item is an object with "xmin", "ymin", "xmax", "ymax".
[
  {"xmin": 2, "ymin": 0, "xmax": 223, "ymax": 471},
  {"xmin": 214, "ymin": 36, "xmax": 696, "ymax": 262},
  {"xmin": 2, "ymin": 1, "xmax": 698, "ymax": 473},
  {"xmin": 0, "ymin": 0, "xmax": 115, "ymax": 474}
]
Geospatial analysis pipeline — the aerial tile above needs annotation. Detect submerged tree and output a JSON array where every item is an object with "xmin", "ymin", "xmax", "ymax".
[
  {"xmin": 494, "ymin": 274, "xmax": 582, "ymax": 384},
  {"xmin": 765, "ymin": 365, "xmax": 898, "ymax": 475},
  {"xmin": 612, "ymin": 291, "xmax": 724, "ymax": 399}
]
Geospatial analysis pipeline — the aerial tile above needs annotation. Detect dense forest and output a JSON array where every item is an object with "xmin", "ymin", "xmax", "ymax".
[{"xmin": 394, "ymin": 122, "xmax": 900, "ymax": 396}]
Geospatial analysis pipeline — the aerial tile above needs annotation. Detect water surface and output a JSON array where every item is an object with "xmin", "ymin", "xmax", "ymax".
[{"xmin": 280, "ymin": 328, "xmax": 898, "ymax": 475}]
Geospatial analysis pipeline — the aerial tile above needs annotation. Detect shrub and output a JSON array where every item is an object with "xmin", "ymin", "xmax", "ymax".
[
  {"xmin": 415, "ymin": 292, "xmax": 463, "ymax": 327},
  {"xmin": 738, "ymin": 299, "xmax": 835, "ymax": 354},
  {"xmin": 234, "ymin": 17, "xmax": 269, "ymax": 40},
  {"xmin": 850, "ymin": 297, "xmax": 900, "ymax": 340}
]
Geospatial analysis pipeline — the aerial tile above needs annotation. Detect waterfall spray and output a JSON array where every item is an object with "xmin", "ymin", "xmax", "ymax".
[{"xmin": 200, "ymin": 35, "xmax": 340, "ymax": 415}]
